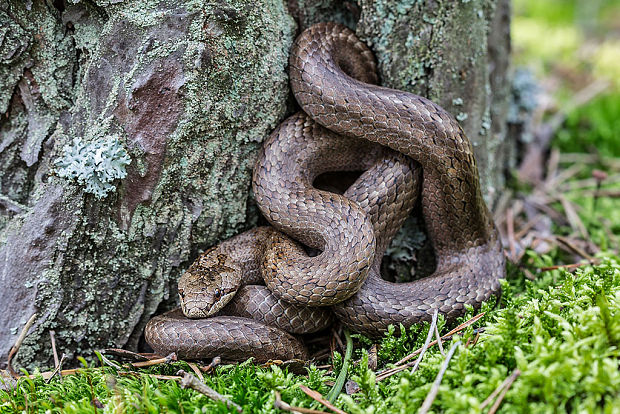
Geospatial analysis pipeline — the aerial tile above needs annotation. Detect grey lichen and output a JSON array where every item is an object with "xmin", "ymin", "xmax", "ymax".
[
  {"xmin": 0, "ymin": 0, "xmax": 77, "ymax": 209},
  {"xmin": 508, "ymin": 68, "xmax": 538, "ymax": 120},
  {"xmin": 55, "ymin": 136, "xmax": 131, "ymax": 199},
  {"xmin": 0, "ymin": 9, "xmax": 31, "ymax": 113},
  {"xmin": 508, "ymin": 67, "xmax": 539, "ymax": 144},
  {"xmin": 456, "ymin": 112, "xmax": 469, "ymax": 122}
]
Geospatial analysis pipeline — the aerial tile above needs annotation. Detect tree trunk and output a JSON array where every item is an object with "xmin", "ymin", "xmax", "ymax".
[{"xmin": 0, "ymin": 0, "xmax": 511, "ymax": 369}]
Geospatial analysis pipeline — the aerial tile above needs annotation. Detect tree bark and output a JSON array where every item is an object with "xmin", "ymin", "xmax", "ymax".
[{"xmin": 0, "ymin": 0, "xmax": 510, "ymax": 369}]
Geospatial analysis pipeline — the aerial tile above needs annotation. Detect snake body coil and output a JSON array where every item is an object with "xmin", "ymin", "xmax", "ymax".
[{"xmin": 145, "ymin": 23, "xmax": 505, "ymax": 361}]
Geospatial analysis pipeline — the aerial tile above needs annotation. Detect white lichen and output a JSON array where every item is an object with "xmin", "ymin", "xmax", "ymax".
[{"xmin": 55, "ymin": 136, "xmax": 131, "ymax": 199}]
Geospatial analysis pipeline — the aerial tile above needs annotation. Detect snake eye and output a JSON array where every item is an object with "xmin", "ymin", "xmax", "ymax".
[{"xmin": 214, "ymin": 289, "xmax": 222, "ymax": 299}]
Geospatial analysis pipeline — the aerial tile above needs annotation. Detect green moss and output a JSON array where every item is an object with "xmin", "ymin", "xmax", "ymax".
[{"xmin": 3, "ymin": 256, "xmax": 618, "ymax": 413}]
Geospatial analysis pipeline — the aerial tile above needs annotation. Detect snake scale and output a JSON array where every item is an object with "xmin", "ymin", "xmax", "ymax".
[{"xmin": 145, "ymin": 23, "xmax": 505, "ymax": 362}]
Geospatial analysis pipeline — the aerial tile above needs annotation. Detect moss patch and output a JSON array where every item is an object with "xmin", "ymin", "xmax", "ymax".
[{"xmin": 2, "ymin": 256, "xmax": 618, "ymax": 413}]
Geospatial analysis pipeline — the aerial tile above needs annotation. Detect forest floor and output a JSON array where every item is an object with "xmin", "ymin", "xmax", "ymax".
[{"xmin": 2, "ymin": 0, "xmax": 620, "ymax": 413}]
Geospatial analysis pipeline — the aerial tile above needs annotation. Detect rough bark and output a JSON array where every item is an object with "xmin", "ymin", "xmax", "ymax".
[{"xmin": 0, "ymin": 0, "xmax": 511, "ymax": 369}]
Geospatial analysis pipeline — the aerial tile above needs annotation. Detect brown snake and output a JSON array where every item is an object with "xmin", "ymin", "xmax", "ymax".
[{"xmin": 145, "ymin": 23, "xmax": 505, "ymax": 362}]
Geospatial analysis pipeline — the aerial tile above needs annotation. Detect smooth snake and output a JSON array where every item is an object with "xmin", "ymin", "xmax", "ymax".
[{"xmin": 144, "ymin": 23, "xmax": 505, "ymax": 362}]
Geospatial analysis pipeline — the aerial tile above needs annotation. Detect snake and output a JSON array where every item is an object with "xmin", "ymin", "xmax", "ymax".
[{"xmin": 144, "ymin": 22, "xmax": 505, "ymax": 362}]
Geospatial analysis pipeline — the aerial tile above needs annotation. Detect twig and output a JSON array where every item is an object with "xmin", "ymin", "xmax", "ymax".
[
  {"xmin": 304, "ymin": 334, "xmax": 332, "ymax": 345},
  {"xmin": 326, "ymin": 329, "xmax": 352, "ymax": 402},
  {"xmin": 545, "ymin": 162, "xmax": 584, "ymax": 189},
  {"xmin": 394, "ymin": 312, "xmax": 485, "ymax": 366},
  {"xmin": 559, "ymin": 152, "xmax": 619, "ymax": 166},
  {"xmin": 311, "ymin": 350, "xmax": 332, "ymax": 361},
  {"xmin": 375, "ymin": 357, "xmax": 417, "ymax": 380},
  {"xmin": 25, "ymin": 368, "xmax": 82, "ymax": 380},
  {"xmin": 329, "ymin": 328, "xmax": 338, "ymax": 362},
  {"xmin": 480, "ymin": 369, "xmax": 521, "ymax": 412},
  {"xmin": 544, "ymin": 148, "xmax": 561, "ymax": 187},
  {"xmin": 21, "ymin": 366, "xmax": 184, "ymax": 382},
  {"xmin": 538, "ymin": 261, "xmax": 594, "ymax": 272},
  {"xmin": 187, "ymin": 362, "xmax": 204, "ymax": 381},
  {"xmin": 559, "ymin": 152, "xmax": 620, "ymax": 168},
  {"xmin": 554, "ymin": 236, "xmax": 595, "ymax": 261},
  {"xmin": 410, "ymin": 310, "xmax": 439, "ymax": 374},
  {"xmin": 506, "ymin": 207, "xmax": 517, "ymax": 261},
  {"xmin": 519, "ymin": 79, "xmax": 609, "ymax": 184},
  {"xmin": 118, "ymin": 372, "xmax": 183, "ymax": 381},
  {"xmin": 102, "ymin": 349, "xmax": 154, "ymax": 362},
  {"xmin": 559, "ymin": 172, "xmax": 620, "ymax": 191},
  {"xmin": 200, "ymin": 356, "xmax": 221, "ymax": 373},
  {"xmin": 149, "ymin": 374, "xmax": 184, "ymax": 381},
  {"xmin": 513, "ymin": 214, "xmax": 544, "ymax": 241},
  {"xmin": 465, "ymin": 331, "xmax": 481, "ymax": 348},
  {"xmin": 577, "ymin": 189, "xmax": 620, "ymax": 198},
  {"xmin": 418, "ymin": 341, "xmax": 462, "ymax": 414},
  {"xmin": 96, "ymin": 351, "xmax": 122, "ymax": 370},
  {"xmin": 177, "ymin": 370, "xmax": 242, "ymax": 413},
  {"xmin": 332, "ymin": 328, "xmax": 345, "ymax": 353},
  {"xmin": 376, "ymin": 318, "xmax": 438, "ymax": 382},
  {"xmin": 7, "ymin": 313, "xmax": 37, "ymax": 378},
  {"xmin": 299, "ymin": 384, "xmax": 348, "ymax": 414},
  {"xmin": 274, "ymin": 391, "xmax": 329, "ymax": 414},
  {"xmin": 527, "ymin": 199, "xmax": 569, "ymax": 226},
  {"xmin": 487, "ymin": 370, "xmax": 520, "ymax": 414},
  {"xmin": 376, "ymin": 326, "xmax": 482, "ymax": 382},
  {"xmin": 434, "ymin": 322, "xmax": 445, "ymax": 356},
  {"xmin": 557, "ymin": 195, "xmax": 588, "ymax": 239},
  {"xmin": 46, "ymin": 353, "xmax": 67, "ymax": 383},
  {"xmin": 376, "ymin": 312, "xmax": 477, "ymax": 382},
  {"xmin": 131, "ymin": 353, "xmax": 177, "ymax": 368},
  {"xmin": 492, "ymin": 190, "xmax": 513, "ymax": 222},
  {"xmin": 546, "ymin": 79, "xmax": 609, "ymax": 133},
  {"xmin": 522, "ymin": 268, "xmax": 537, "ymax": 281},
  {"xmin": 50, "ymin": 331, "xmax": 59, "ymax": 368}
]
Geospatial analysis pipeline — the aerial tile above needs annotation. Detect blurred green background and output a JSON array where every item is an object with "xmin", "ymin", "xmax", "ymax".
[
  {"xmin": 513, "ymin": 0, "xmax": 620, "ymax": 157},
  {"xmin": 512, "ymin": 0, "xmax": 620, "ymax": 252}
]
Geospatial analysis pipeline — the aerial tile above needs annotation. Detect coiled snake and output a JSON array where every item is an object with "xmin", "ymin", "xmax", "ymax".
[{"xmin": 145, "ymin": 23, "xmax": 505, "ymax": 362}]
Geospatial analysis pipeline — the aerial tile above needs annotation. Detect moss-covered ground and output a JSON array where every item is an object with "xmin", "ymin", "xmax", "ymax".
[{"xmin": 1, "ymin": 254, "xmax": 618, "ymax": 412}]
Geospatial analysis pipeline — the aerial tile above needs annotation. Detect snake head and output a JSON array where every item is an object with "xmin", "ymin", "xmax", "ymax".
[{"xmin": 178, "ymin": 249, "xmax": 239, "ymax": 318}]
